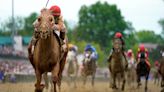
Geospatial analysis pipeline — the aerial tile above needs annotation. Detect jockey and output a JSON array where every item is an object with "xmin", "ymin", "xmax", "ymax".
[
  {"xmin": 127, "ymin": 49, "xmax": 134, "ymax": 61},
  {"xmin": 127, "ymin": 49, "xmax": 135, "ymax": 63},
  {"xmin": 154, "ymin": 60, "xmax": 159, "ymax": 70},
  {"xmin": 68, "ymin": 43, "xmax": 78, "ymax": 54},
  {"xmin": 84, "ymin": 44, "xmax": 98, "ymax": 61},
  {"xmin": 136, "ymin": 44, "xmax": 151, "ymax": 67},
  {"xmin": 28, "ymin": 5, "xmax": 67, "ymax": 61},
  {"xmin": 107, "ymin": 32, "xmax": 127, "ymax": 64},
  {"xmin": 127, "ymin": 49, "xmax": 133, "ymax": 58}
]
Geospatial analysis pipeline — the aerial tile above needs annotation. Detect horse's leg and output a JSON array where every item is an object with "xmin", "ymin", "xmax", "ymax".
[
  {"xmin": 35, "ymin": 70, "xmax": 43, "ymax": 92},
  {"xmin": 91, "ymin": 73, "xmax": 95, "ymax": 87},
  {"xmin": 51, "ymin": 62, "xmax": 60, "ymax": 92},
  {"xmin": 137, "ymin": 74, "xmax": 141, "ymax": 88},
  {"xmin": 121, "ymin": 73, "xmax": 126, "ymax": 91},
  {"xmin": 109, "ymin": 73, "xmax": 113, "ymax": 88},
  {"xmin": 145, "ymin": 73, "xmax": 149, "ymax": 92},
  {"xmin": 91, "ymin": 62, "xmax": 95, "ymax": 87},
  {"xmin": 49, "ymin": 78, "xmax": 54, "ymax": 92},
  {"xmin": 66, "ymin": 73, "xmax": 71, "ymax": 86},
  {"xmin": 43, "ymin": 72, "xmax": 49, "ymax": 90},
  {"xmin": 57, "ymin": 82, "xmax": 61, "ymax": 92},
  {"xmin": 112, "ymin": 74, "xmax": 117, "ymax": 89},
  {"xmin": 161, "ymin": 76, "xmax": 164, "ymax": 87},
  {"xmin": 83, "ymin": 75, "xmax": 87, "ymax": 86},
  {"xmin": 73, "ymin": 76, "xmax": 76, "ymax": 88},
  {"xmin": 73, "ymin": 74, "xmax": 77, "ymax": 88}
]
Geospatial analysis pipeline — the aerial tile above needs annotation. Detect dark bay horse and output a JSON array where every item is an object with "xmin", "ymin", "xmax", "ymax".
[
  {"xmin": 29, "ymin": 8, "xmax": 67, "ymax": 92},
  {"xmin": 108, "ymin": 38, "xmax": 126, "ymax": 91},
  {"xmin": 81, "ymin": 51, "xmax": 96, "ymax": 86},
  {"xmin": 136, "ymin": 52, "xmax": 150, "ymax": 92}
]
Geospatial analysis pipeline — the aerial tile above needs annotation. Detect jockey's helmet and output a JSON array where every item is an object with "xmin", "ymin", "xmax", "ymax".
[
  {"xmin": 155, "ymin": 61, "xmax": 159, "ymax": 66},
  {"xmin": 115, "ymin": 32, "xmax": 122, "ymax": 38},
  {"xmin": 68, "ymin": 44, "xmax": 74, "ymax": 48},
  {"xmin": 127, "ymin": 49, "xmax": 132, "ymax": 57},
  {"xmin": 49, "ymin": 5, "xmax": 61, "ymax": 17},
  {"xmin": 139, "ymin": 44, "xmax": 145, "ymax": 51}
]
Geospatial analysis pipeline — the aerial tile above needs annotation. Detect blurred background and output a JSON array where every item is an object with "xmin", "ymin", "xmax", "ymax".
[{"xmin": 0, "ymin": 0, "xmax": 164, "ymax": 89}]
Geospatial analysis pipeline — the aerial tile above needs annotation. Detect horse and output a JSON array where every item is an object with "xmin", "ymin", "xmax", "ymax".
[
  {"xmin": 136, "ymin": 52, "xmax": 150, "ymax": 92},
  {"xmin": 126, "ymin": 54, "xmax": 137, "ymax": 89},
  {"xmin": 81, "ymin": 51, "xmax": 96, "ymax": 86},
  {"xmin": 159, "ymin": 52, "xmax": 164, "ymax": 92},
  {"xmin": 65, "ymin": 49, "xmax": 78, "ymax": 88},
  {"xmin": 108, "ymin": 38, "xmax": 126, "ymax": 91},
  {"xmin": 152, "ymin": 63, "xmax": 160, "ymax": 86},
  {"xmin": 29, "ymin": 8, "xmax": 67, "ymax": 92}
]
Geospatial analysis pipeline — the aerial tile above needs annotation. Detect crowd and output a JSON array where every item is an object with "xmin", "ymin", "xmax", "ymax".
[
  {"xmin": 0, "ymin": 46, "xmax": 26, "ymax": 57},
  {"xmin": 0, "ymin": 60, "xmax": 34, "ymax": 75}
]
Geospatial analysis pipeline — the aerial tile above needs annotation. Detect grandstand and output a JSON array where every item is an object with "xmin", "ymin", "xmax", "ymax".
[{"xmin": 0, "ymin": 36, "xmax": 31, "ymax": 59}]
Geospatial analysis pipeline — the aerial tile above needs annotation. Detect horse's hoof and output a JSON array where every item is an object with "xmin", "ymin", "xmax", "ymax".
[
  {"xmin": 161, "ymin": 88, "xmax": 164, "ymax": 92},
  {"xmin": 122, "ymin": 87, "xmax": 125, "ymax": 91},
  {"xmin": 112, "ymin": 85, "xmax": 118, "ymax": 89},
  {"xmin": 137, "ymin": 83, "xmax": 142, "ymax": 87},
  {"xmin": 35, "ymin": 88, "xmax": 43, "ymax": 92}
]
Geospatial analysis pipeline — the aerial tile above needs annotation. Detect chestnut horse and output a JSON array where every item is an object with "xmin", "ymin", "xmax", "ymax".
[{"xmin": 29, "ymin": 8, "xmax": 67, "ymax": 92}]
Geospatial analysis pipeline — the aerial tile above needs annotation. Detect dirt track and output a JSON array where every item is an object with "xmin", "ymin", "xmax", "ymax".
[{"xmin": 0, "ymin": 80, "xmax": 161, "ymax": 92}]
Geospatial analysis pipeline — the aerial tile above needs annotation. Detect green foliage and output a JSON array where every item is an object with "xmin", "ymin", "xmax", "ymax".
[
  {"xmin": 158, "ymin": 18, "xmax": 164, "ymax": 36},
  {"xmin": 22, "ymin": 12, "xmax": 38, "ymax": 36},
  {"xmin": 76, "ymin": 1, "xmax": 129, "ymax": 49},
  {"xmin": 136, "ymin": 30, "xmax": 163, "ymax": 43},
  {"xmin": 0, "ymin": 16, "xmax": 24, "ymax": 36}
]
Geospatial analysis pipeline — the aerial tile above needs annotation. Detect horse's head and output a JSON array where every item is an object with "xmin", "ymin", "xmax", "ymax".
[
  {"xmin": 37, "ymin": 8, "xmax": 55, "ymax": 39},
  {"xmin": 84, "ymin": 51, "xmax": 92, "ymax": 63},
  {"xmin": 113, "ymin": 38, "xmax": 122, "ymax": 53}
]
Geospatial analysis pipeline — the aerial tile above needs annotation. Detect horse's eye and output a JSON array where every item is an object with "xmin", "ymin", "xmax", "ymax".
[
  {"xmin": 38, "ymin": 17, "xmax": 41, "ymax": 22},
  {"xmin": 49, "ymin": 17, "xmax": 53, "ymax": 22}
]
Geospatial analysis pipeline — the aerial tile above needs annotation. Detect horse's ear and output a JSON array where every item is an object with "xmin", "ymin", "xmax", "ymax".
[{"xmin": 40, "ymin": 8, "xmax": 47, "ymax": 13}]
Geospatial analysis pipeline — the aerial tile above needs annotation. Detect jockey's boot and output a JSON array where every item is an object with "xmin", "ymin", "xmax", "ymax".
[{"xmin": 60, "ymin": 31, "xmax": 67, "ymax": 52}]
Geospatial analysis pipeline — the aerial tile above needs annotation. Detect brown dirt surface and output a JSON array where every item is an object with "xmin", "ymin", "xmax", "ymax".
[{"xmin": 0, "ymin": 80, "xmax": 161, "ymax": 92}]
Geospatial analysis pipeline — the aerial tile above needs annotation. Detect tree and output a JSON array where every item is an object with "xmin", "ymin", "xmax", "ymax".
[
  {"xmin": 75, "ymin": 1, "xmax": 129, "ymax": 49},
  {"xmin": 22, "ymin": 12, "xmax": 38, "ymax": 36},
  {"xmin": 0, "ymin": 16, "xmax": 24, "ymax": 36},
  {"xmin": 158, "ymin": 19, "xmax": 164, "ymax": 36},
  {"xmin": 135, "ymin": 30, "xmax": 163, "ymax": 43}
]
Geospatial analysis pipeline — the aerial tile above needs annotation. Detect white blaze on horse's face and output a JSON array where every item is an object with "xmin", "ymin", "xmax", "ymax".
[
  {"xmin": 113, "ymin": 38, "xmax": 122, "ymax": 53},
  {"xmin": 38, "ymin": 8, "xmax": 55, "ymax": 39}
]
